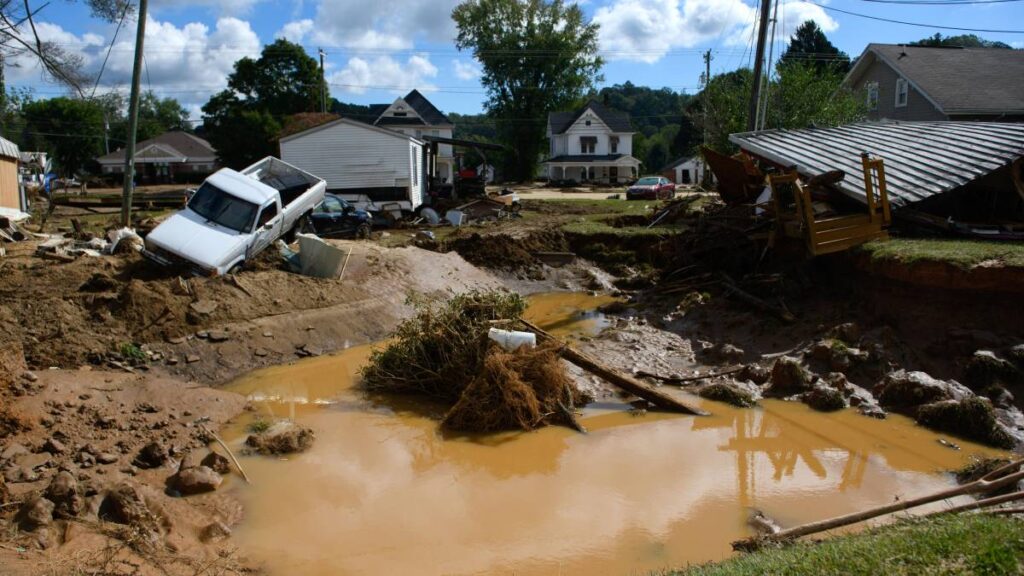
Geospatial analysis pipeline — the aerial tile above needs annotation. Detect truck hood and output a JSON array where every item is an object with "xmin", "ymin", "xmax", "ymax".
[{"xmin": 146, "ymin": 209, "xmax": 248, "ymax": 270}]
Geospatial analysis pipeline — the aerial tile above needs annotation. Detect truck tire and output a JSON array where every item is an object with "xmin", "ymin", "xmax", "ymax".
[
  {"xmin": 356, "ymin": 223, "xmax": 371, "ymax": 240},
  {"xmin": 285, "ymin": 214, "xmax": 312, "ymax": 243}
]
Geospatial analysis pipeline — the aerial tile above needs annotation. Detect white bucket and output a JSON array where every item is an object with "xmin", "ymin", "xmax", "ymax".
[{"xmin": 487, "ymin": 328, "xmax": 537, "ymax": 352}]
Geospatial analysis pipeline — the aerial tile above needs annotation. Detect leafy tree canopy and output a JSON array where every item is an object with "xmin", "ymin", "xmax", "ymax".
[
  {"xmin": 202, "ymin": 39, "xmax": 325, "ymax": 167},
  {"xmin": 453, "ymin": 0, "xmax": 603, "ymax": 181},
  {"xmin": 910, "ymin": 33, "xmax": 1013, "ymax": 49},
  {"xmin": 779, "ymin": 20, "xmax": 851, "ymax": 74},
  {"xmin": 19, "ymin": 97, "xmax": 106, "ymax": 176}
]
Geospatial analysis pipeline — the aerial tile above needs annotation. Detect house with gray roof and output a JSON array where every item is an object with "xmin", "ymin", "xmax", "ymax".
[
  {"xmin": 371, "ymin": 89, "xmax": 456, "ymax": 183},
  {"xmin": 96, "ymin": 130, "xmax": 218, "ymax": 184},
  {"xmin": 843, "ymin": 44, "xmax": 1024, "ymax": 122},
  {"xmin": 543, "ymin": 100, "xmax": 641, "ymax": 184}
]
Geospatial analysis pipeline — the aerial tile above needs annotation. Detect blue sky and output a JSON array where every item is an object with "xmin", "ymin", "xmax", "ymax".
[{"xmin": 7, "ymin": 0, "xmax": 1023, "ymax": 120}]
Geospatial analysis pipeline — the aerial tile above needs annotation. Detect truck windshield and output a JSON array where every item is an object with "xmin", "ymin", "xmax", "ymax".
[{"xmin": 188, "ymin": 182, "xmax": 259, "ymax": 233}]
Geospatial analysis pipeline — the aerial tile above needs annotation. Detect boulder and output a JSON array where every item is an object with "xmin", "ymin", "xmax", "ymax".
[
  {"xmin": 133, "ymin": 441, "xmax": 169, "ymax": 469},
  {"xmin": 737, "ymin": 364, "xmax": 770, "ymax": 385},
  {"xmin": 699, "ymin": 381, "xmax": 758, "ymax": 408},
  {"xmin": 201, "ymin": 452, "xmax": 231, "ymax": 475},
  {"xmin": 199, "ymin": 520, "xmax": 232, "ymax": 543},
  {"xmin": 705, "ymin": 343, "xmax": 745, "ymax": 365},
  {"xmin": 18, "ymin": 496, "xmax": 54, "ymax": 530},
  {"xmin": 1008, "ymin": 344, "xmax": 1024, "ymax": 369},
  {"xmin": 827, "ymin": 322, "xmax": 861, "ymax": 344},
  {"xmin": 874, "ymin": 370, "xmax": 972, "ymax": 415},
  {"xmin": 916, "ymin": 397, "xmax": 1017, "ymax": 450},
  {"xmin": 245, "ymin": 421, "xmax": 314, "ymax": 455},
  {"xmin": 99, "ymin": 483, "xmax": 159, "ymax": 532},
  {"xmin": 764, "ymin": 356, "xmax": 813, "ymax": 397},
  {"xmin": 965, "ymin": 350, "xmax": 1021, "ymax": 390},
  {"xmin": 45, "ymin": 471, "xmax": 83, "ymax": 519},
  {"xmin": 171, "ymin": 466, "xmax": 223, "ymax": 496},
  {"xmin": 803, "ymin": 385, "xmax": 847, "ymax": 412}
]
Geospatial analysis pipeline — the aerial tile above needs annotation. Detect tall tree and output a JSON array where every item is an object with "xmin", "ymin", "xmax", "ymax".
[
  {"xmin": 779, "ymin": 20, "xmax": 850, "ymax": 74},
  {"xmin": 910, "ymin": 33, "xmax": 1013, "ymax": 49},
  {"xmin": 137, "ymin": 91, "xmax": 190, "ymax": 141},
  {"xmin": 202, "ymin": 39, "xmax": 324, "ymax": 168},
  {"xmin": 20, "ymin": 97, "xmax": 105, "ymax": 175},
  {"xmin": 453, "ymin": 0, "xmax": 603, "ymax": 181}
]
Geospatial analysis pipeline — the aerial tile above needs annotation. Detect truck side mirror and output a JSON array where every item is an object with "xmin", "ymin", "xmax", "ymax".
[{"xmin": 262, "ymin": 222, "xmax": 274, "ymax": 231}]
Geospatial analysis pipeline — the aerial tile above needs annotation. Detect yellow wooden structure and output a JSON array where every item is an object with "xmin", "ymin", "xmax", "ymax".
[{"xmin": 768, "ymin": 153, "xmax": 891, "ymax": 256}]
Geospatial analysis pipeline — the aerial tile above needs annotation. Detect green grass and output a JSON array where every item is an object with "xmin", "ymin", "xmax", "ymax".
[
  {"xmin": 665, "ymin": 514, "xmax": 1024, "ymax": 576},
  {"xmin": 860, "ymin": 238, "xmax": 1024, "ymax": 269},
  {"xmin": 527, "ymin": 199, "xmax": 684, "ymax": 237},
  {"xmin": 247, "ymin": 418, "xmax": 271, "ymax": 434}
]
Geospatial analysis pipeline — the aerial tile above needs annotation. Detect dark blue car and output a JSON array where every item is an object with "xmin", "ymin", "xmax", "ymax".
[{"xmin": 302, "ymin": 194, "xmax": 372, "ymax": 239}]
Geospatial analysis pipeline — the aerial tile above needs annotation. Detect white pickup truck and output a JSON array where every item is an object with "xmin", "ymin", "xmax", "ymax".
[{"xmin": 143, "ymin": 157, "xmax": 326, "ymax": 276}]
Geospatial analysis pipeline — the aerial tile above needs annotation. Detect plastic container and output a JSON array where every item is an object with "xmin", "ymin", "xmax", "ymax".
[{"xmin": 487, "ymin": 328, "xmax": 537, "ymax": 351}]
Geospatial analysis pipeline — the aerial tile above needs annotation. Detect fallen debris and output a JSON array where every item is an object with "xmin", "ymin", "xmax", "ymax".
[{"xmin": 245, "ymin": 420, "xmax": 315, "ymax": 455}]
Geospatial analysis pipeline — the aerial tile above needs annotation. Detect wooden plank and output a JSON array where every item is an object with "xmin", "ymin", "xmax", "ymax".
[
  {"xmin": 517, "ymin": 318, "xmax": 709, "ymax": 416},
  {"xmin": 814, "ymin": 214, "xmax": 872, "ymax": 231}
]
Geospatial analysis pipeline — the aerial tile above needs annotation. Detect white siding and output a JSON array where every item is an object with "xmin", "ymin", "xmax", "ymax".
[
  {"xmin": 550, "ymin": 109, "xmax": 633, "ymax": 157},
  {"xmin": 280, "ymin": 121, "xmax": 411, "ymax": 191}
]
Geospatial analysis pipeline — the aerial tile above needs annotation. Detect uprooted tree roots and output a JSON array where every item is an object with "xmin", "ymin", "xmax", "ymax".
[{"xmin": 361, "ymin": 291, "xmax": 588, "ymax": 432}]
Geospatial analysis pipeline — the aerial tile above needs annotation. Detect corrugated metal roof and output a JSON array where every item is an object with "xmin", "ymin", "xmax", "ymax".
[
  {"xmin": 729, "ymin": 121, "xmax": 1024, "ymax": 207},
  {"xmin": 0, "ymin": 136, "xmax": 19, "ymax": 160}
]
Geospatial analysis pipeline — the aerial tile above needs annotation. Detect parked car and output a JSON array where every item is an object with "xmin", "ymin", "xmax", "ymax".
[
  {"xmin": 626, "ymin": 176, "xmax": 676, "ymax": 200},
  {"xmin": 143, "ymin": 157, "xmax": 326, "ymax": 276},
  {"xmin": 303, "ymin": 194, "xmax": 372, "ymax": 239}
]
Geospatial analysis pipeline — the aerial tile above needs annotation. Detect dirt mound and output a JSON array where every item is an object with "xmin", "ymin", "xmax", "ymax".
[{"xmin": 443, "ymin": 230, "xmax": 568, "ymax": 274}]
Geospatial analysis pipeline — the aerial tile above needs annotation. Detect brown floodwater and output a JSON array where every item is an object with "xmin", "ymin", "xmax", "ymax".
[
  {"xmin": 221, "ymin": 295, "xmax": 1006, "ymax": 576},
  {"xmin": 521, "ymin": 291, "xmax": 620, "ymax": 338}
]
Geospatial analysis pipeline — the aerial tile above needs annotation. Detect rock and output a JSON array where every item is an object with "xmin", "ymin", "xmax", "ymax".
[
  {"xmin": 1, "ymin": 442, "xmax": 29, "ymax": 460},
  {"xmin": 177, "ymin": 450, "xmax": 203, "ymax": 471},
  {"xmin": 42, "ymin": 437, "xmax": 67, "ymax": 455},
  {"xmin": 45, "ymin": 471, "xmax": 83, "ymax": 519},
  {"xmin": 96, "ymin": 453, "xmax": 119, "ymax": 465},
  {"xmin": 1008, "ymin": 344, "xmax": 1024, "ymax": 369},
  {"xmin": 705, "ymin": 343, "xmax": 745, "ymax": 364},
  {"xmin": 827, "ymin": 322, "xmax": 861, "ymax": 344},
  {"xmin": 199, "ymin": 520, "xmax": 232, "ymax": 543},
  {"xmin": 99, "ymin": 483, "xmax": 162, "ymax": 546},
  {"xmin": 18, "ymin": 496, "xmax": 54, "ymax": 530},
  {"xmin": 859, "ymin": 403, "xmax": 887, "ymax": 419},
  {"xmin": 916, "ymin": 397, "xmax": 1018, "ymax": 449},
  {"xmin": 824, "ymin": 372, "xmax": 851, "ymax": 392},
  {"xmin": 207, "ymin": 330, "xmax": 230, "ymax": 343},
  {"xmin": 245, "ymin": 421, "xmax": 315, "ymax": 455},
  {"xmin": 0, "ymin": 475, "xmax": 9, "ymax": 505},
  {"xmin": 699, "ymin": 381, "xmax": 757, "ymax": 408},
  {"xmin": 253, "ymin": 348, "xmax": 269, "ymax": 358},
  {"xmin": 965, "ymin": 350, "xmax": 1021, "ymax": 390},
  {"xmin": 5, "ymin": 465, "xmax": 39, "ymax": 483},
  {"xmin": 21, "ymin": 371, "xmax": 39, "ymax": 383},
  {"xmin": 133, "ymin": 441, "xmax": 169, "ymax": 469},
  {"xmin": 803, "ymin": 385, "xmax": 847, "ymax": 412},
  {"xmin": 201, "ymin": 452, "xmax": 231, "ymax": 475},
  {"xmin": 188, "ymin": 300, "xmax": 219, "ymax": 316},
  {"xmin": 737, "ymin": 364, "xmax": 770, "ymax": 385},
  {"xmin": 765, "ymin": 356, "xmax": 813, "ymax": 397},
  {"xmin": 874, "ymin": 370, "xmax": 973, "ymax": 415},
  {"xmin": 167, "ymin": 336, "xmax": 187, "ymax": 345},
  {"xmin": 186, "ymin": 354, "xmax": 200, "ymax": 364},
  {"xmin": 171, "ymin": 465, "xmax": 223, "ymax": 496}
]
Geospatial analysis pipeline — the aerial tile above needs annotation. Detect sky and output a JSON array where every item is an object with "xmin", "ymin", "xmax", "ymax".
[{"xmin": 5, "ymin": 0, "xmax": 1023, "ymax": 121}]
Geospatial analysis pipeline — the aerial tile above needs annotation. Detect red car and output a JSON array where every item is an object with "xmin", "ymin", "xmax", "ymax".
[{"xmin": 626, "ymin": 176, "xmax": 676, "ymax": 200}]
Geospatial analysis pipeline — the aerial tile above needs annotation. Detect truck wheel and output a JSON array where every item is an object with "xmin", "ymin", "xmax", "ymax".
[
  {"xmin": 356, "ymin": 223, "xmax": 371, "ymax": 240},
  {"xmin": 228, "ymin": 261, "xmax": 245, "ymax": 275}
]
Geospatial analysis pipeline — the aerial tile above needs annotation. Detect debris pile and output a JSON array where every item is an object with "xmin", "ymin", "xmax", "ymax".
[{"xmin": 361, "ymin": 290, "xmax": 588, "ymax": 432}]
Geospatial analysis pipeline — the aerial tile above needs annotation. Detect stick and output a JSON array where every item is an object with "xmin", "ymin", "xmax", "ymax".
[
  {"xmin": 927, "ymin": 489, "xmax": 1024, "ymax": 517},
  {"xmin": 988, "ymin": 507, "xmax": 1024, "ymax": 515},
  {"xmin": 517, "ymin": 318, "xmax": 709, "ymax": 416},
  {"xmin": 339, "ymin": 247, "xmax": 352, "ymax": 281},
  {"xmin": 199, "ymin": 424, "xmax": 251, "ymax": 485},
  {"xmin": 733, "ymin": 458, "xmax": 1024, "ymax": 551},
  {"xmin": 637, "ymin": 366, "xmax": 745, "ymax": 384}
]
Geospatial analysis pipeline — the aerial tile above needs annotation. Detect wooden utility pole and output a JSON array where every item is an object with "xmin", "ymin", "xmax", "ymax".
[
  {"xmin": 701, "ymin": 49, "xmax": 712, "ymax": 186},
  {"xmin": 318, "ymin": 48, "xmax": 327, "ymax": 114},
  {"xmin": 121, "ymin": 0, "xmax": 148, "ymax": 227},
  {"xmin": 746, "ymin": 0, "xmax": 772, "ymax": 132}
]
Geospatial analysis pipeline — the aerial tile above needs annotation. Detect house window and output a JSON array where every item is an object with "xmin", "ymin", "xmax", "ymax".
[
  {"xmin": 580, "ymin": 136, "xmax": 597, "ymax": 154},
  {"xmin": 411, "ymin": 148, "xmax": 418, "ymax": 187},
  {"xmin": 393, "ymin": 112, "xmax": 407, "ymax": 117},
  {"xmin": 610, "ymin": 136, "xmax": 619, "ymax": 154},
  {"xmin": 895, "ymin": 78, "xmax": 908, "ymax": 108},
  {"xmin": 866, "ymin": 82, "xmax": 879, "ymax": 111},
  {"xmin": 585, "ymin": 120, "xmax": 591, "ymax": 126}
]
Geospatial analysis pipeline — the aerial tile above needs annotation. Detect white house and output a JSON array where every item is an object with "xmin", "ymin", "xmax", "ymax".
[
  {"xmin": 543, "ymin": 100, "xmax": 641, "ymax": 184},
  {"xmin": 661, "ymin": 155, "xmax": 706, "ymax": 185},
  {"xmin": 372, "ymin": 90, "xmax": 456, "ymax": 183},
  {"xmin": 279, "ymin": 117, "xmax": 426, "ymax": 212}
]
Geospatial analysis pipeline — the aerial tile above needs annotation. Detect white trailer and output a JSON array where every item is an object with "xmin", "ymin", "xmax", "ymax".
[{"xmin": 279, "ymin": 118, "xmax": 426, "ymax": 213}]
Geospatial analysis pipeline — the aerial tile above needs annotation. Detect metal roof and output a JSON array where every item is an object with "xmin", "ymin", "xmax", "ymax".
[
  {"xmin": 0, "ymin": 136, "xmax": 19, "ymax": 160},
  {"xmin": 729, "ymin": 121, "xmax": 1024, "ymax": 207}
]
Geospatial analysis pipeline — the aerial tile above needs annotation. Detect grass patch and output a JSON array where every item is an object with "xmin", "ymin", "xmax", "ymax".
[
  {"xmin": 247, "ymin": 418, "xmax": 271, "ymax": 434},
  {"xmin": 117, "ymin": 342, "xmax": 146, "ymax": 362},
  {"xmin": 666, "ymin": 514, "xmax": 1024, "ymax": 576},
  {"xmin": 860, "ymin": 238, "xmax": 1024, "ymax": 269}
]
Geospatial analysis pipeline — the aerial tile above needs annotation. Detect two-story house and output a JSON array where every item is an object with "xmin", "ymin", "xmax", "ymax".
[
  {"xmin": 543, "ymin": 101, "xmax": 641, "ymax": 184},
  {"xmin": 843, "ymin": 44, "xmax": 1024, "ymax": 122},
  {"xmin": 372, "ymin": 89, "xmax": 456, "ymax": 183}
]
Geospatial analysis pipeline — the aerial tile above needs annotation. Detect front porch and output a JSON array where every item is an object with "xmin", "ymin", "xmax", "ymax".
[{"xmin": 545, "ymin": 157, "xmax": 640, "ymax": 184}]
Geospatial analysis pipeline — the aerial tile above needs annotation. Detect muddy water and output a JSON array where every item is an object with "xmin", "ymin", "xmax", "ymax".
[
  {"xmin": 222, "ymin": 297, "xmax": 1005, "ymax": 576},
  {"xmin": 522, "ymin": 291, "xmax": 620, "ymax": 338}
]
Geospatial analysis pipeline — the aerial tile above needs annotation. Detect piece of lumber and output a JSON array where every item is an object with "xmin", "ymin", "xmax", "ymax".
[
  {"xmin": 517, "ymin": 317, "xmax": 709, "ymax": 416},
  {"xmin": 38, "ymin": 251, "xmax": 76, "ymax": 263},
  {"xmin": 927, "ymin": 489, "xmax": 1024, "ymax": 517},
  {"xmin": 733, "ymin": 458, "xmax": 1024, "ymax": 551},
  {"xmin": 637, "ymin": 366, "xmax": 744, "ymax": 384}
]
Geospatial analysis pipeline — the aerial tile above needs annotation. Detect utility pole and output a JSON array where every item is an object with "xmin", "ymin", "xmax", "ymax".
[
  {"xmin": 318, "ymin": 48, "xmax": 326, "ymax": 114},
  {"xmin": 746, "ymin": 0, "xmax": 772, "ymax": 132},
  {"xmin": 756, "ymin": 0, "xmax": 780, "ymax": 131},
  {"xmin": 121, "ymin": 0, "xmax": 148, "ymax": 227},
  {"xmin": 701, "ymin": 49, "xmax": 712, "ymax": 186}
]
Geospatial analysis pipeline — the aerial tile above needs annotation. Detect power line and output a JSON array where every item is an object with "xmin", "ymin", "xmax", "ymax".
[
  {"xmin": 810, "ymin": 2, "xmax": 1024, "ymax": 32},
  {"xmin": 856, "ymin": 0, "xmax": 1022, "ymax": 4}
]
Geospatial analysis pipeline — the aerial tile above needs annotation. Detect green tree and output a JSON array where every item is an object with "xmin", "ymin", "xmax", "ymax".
[
  {"xmin": 769, "ymin": 61, "xmax": 865, "ymax": 130},
  {"xmin": 19, "ymin": 97, "xmax": 105, "ymax": 176},
  {"xmin": 779, "ymin": 20, "xmax": 850, "ymax": 74},
  {"xmin": 453, "ymin": 0, "xmax": 603, "ymax": 181},
  {"xmin": 690, "ymin": 69, "xmax": 752, "ymax": 153},
  {"xmin": 137, "ymin": 91, "xmax": 191, "ymax": 141},
  {"xmin": 910, "ymin": 33, "xmax": 1013, "ymax": 49},
  {"xmin": 202, "ymin": 39, "xmax": 324, "ymax": 168}
]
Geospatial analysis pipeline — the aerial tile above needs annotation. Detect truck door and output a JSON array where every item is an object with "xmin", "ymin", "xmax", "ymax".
[{"xmin": 249, "ymin": 201, "xmax": 281, "ymax": 259}]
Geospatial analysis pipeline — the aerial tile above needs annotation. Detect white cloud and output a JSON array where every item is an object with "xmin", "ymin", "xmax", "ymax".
[
  {"xmin": 4, "ymin": 22, "xmax": 105, "ymax": 85},
  {"xmin": 277, "ymin": 19, "xmax": 315, "ymax": 43},
  {"xmin": 309, "ymin": 0, "xmax": 461, "ymax": 50},
  {"xmin": 734, "ymin": 1, "xmax": 838, "ymax": 47},
  {"xmin": 452, "ymin": 58, "xmax": 481, "ymax": 81},
  {"xmin": 330, "ymin": 54, "xmax": 438, "ymax": 95},
  {"xmin": 594, "ymin": 0, "xmax": 756, "ymax": 63}
]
